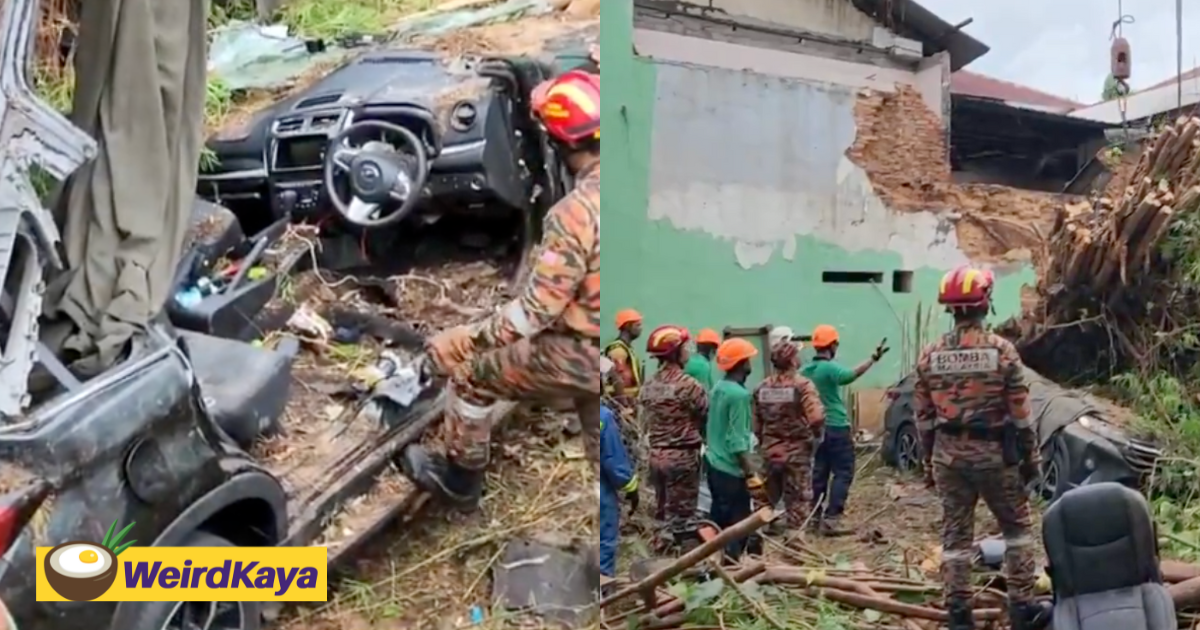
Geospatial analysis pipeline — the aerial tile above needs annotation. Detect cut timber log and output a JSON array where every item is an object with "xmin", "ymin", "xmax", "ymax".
[
  {"xmin": 1163, "ymin": 560, "xmax": 1200, "ymax": 583},
  {"xmin": 599, "ymin": 507, "xmax": 775, "ymax": 608},
  {"xmin": 1168, "ymin": 575, "xmax": 1200, "ymax": 609},
  {"xmin": 1030, "ymin": 115, "xmax": 1200, "ymax": 308}
]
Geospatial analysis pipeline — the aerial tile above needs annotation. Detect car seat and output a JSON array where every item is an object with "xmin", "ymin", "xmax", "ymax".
[
  {"xmin": 180, "ymin": 330, "xmax": 297, "ymax": 449},
  {"xmin": 1042, "ymin": 482, "xmax": 1176, "ymax": 630}
]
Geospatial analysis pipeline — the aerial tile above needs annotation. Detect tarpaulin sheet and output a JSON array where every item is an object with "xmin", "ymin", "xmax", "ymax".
[{"xmin": 43, "ymin": 0, "xmax": 209, "ymax": 372}]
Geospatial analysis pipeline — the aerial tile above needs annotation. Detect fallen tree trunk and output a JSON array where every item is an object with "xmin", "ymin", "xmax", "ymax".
[
  {"xmin": 1009, "ymin": 115, "xmax": 1200, "ymax": 384},
  {"xmin": 1163, "ymin": 560, "xmax": 1200, "ymax": 584},
  {"xmin": 599, "ymin": 507, "xmax": 775, "ymax": 608},
  {"xmin": 1168, "ymin": 575, "xmax": 1200, "ymax": 609},
  {"xmin": 633, "ymin": 562, "xmax": 767, "ymax": 625},
  {"xmin": 761, "ymin": 567, "xmax": 1003, "ymax": 622}
]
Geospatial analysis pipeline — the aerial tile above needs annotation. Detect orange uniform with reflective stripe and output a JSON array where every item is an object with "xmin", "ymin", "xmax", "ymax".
[{"xmin": 477, "ymin": 162, "xmax": 600, "ymax": 346}]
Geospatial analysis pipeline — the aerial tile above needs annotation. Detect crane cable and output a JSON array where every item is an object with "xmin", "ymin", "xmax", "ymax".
[{"xmin": 1110, "ymin": 1, "xmax": 1135, "ymax": 137}]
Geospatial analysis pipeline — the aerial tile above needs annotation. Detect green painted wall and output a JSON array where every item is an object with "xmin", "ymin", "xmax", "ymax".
[{"xmin": 599, "ymin": 4, "xmax": 1034, "ymax": 389}]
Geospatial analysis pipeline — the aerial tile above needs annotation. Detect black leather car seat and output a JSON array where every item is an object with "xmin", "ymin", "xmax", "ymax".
[
  {"xmin": 1042, "ymin": 482, "xmax": 1176, "ymax": 630},
  {"xmin": 179, "ymin": 330, "xmax": 297, "ymax": 448}
]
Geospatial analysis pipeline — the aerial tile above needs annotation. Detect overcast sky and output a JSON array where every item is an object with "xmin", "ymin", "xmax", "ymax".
[{"xmin": 919, "ymin": 0, "xmax": 1200, "ymax": 104}]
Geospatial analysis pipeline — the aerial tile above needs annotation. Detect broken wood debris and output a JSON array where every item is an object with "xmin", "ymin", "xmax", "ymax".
[
  {"xmin": 600, "ymin": 508, "xmax": 1200, "ymax": 629},
  {"xmin": 1006, "ymin": 114, "xmax": 1200, "ymax": 382},
  {"xmin": 1046, "ymin": 116, "xmax": 1200, "ymax": 293}
]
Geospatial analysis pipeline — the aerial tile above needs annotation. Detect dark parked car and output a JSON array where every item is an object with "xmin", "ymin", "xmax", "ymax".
[
  {"xmin": 881, "ymin": 367, "xmax": 1162, "ymax": 502},
  {"xmin": 198, "ymin": 46, "xmax": 594, "ymax": 237}
]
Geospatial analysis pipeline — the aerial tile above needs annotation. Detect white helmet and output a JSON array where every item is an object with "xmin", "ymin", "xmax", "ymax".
[{"xmin": 768, "ymin": 326, "xmax": 795, "ymax": 348}]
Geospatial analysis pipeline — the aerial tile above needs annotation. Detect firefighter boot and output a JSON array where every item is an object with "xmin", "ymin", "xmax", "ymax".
[
  {"xmin": 402, "ymin": 444, "xmax": 484, "ymax": 510},
  {"xmin": 1009, "ymin": 600, "xmax": 1052, "ymax": 630},
  {"xmin": 947, "ymin": 598, "xmax": 975, "ymax": 630}
]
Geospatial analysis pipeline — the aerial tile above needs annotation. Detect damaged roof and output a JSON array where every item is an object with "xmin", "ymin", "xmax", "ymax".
[
  {"xmin": 952, "ymin": 71, "xmax": 1086, "ymax": 112},
  {"xmin": 850, "ymin": 0, "xmax": 989, "ymax": 71}
]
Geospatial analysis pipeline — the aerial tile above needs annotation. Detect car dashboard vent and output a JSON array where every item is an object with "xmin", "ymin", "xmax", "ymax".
[
  {"xmin": 295, "ymin": 93, "xmax": 342, "ymax": 109},
  {"xmin": 310, "ymin": 113, "xmax": 341, "ymax": 129},
  {"xmin": 275, "ymin": 117, "xmax": 304, "ymax": 133}
]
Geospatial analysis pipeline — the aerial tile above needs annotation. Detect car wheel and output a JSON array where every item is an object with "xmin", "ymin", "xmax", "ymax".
[
  {"xmin": 894, "ymin": 422, "xmax": 922, "ymax": 473},
  {"xmin": 122, "ymin": 531, "xmax": 262, "ymax": 630},
  {"xmin": 1038, "ymin": 438, "xmax": 1070, "ymax": 503}
]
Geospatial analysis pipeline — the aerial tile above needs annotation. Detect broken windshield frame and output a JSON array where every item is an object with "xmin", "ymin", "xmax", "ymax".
[{"xmin": 0, "ymin": 0, "xmax": 100, "ymax": 419}]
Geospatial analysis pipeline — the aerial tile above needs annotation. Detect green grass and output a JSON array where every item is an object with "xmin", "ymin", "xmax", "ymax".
[
  {"xmin": 30, "ymin": 0, "xmax": 443, "ymax": 177},
  {"xmin": 277, "ymin": 0, "xmax": 435, "ymax": 39},
  {"xmin": 208, "ymin": 0, "xmax": 257, "ymax": 29}
]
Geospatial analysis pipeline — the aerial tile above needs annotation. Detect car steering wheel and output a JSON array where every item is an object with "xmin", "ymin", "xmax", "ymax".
[{"xmin": 323, "ymin": 119, "xmax": 430, "ymax": 228}]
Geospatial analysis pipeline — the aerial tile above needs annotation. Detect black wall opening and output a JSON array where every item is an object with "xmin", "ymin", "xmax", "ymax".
[
  {"xmin": 892, "ymin": 270, "xmax": 914, "ymax": 293},
  {"xmin": 821, "ymin": 271, "xmax": 884, "ymax": 284}
]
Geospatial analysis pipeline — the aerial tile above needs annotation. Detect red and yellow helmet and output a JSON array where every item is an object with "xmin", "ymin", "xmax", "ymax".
[
  {"xmin": 531, "ymin": 70, "xmax": 600, "ymax": 145},
  {"xmin": 646, "ymin": 325, "xmax": 689, "ymax": 357},
  {"xmin": 938, "ymin": 265, "xmax": 995, "ymax": 308}
]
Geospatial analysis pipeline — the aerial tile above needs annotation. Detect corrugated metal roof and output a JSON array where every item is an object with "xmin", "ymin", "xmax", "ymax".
[{"xmin": 951, "ymin": 71, "xmax": 1085, "ymax": 112}]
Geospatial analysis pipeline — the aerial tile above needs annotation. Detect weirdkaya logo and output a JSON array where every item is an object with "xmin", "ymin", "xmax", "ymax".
[
  {"xmin": 37, "ymin": 520, "xmax": 328, "ymax": 602},
  {"xmin": 42, "ymin": 519, "xmax": 136, "ymax": 601}
]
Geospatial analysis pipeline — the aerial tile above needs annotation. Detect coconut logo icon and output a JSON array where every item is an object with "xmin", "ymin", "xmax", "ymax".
[{"xmin": 43, "ymin": 520, "xmax": 136, "ymax": 601}]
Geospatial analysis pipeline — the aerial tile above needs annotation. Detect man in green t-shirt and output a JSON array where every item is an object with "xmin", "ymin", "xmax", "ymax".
[
  {"xmin": 801, "ymin": 324, "xmax": 888, "ymax": 535},
  {"xmin": 705, "ymin": 338, "xmax": 770, "ymax": 560},
  {"xmin": 684, "ymin": 328, "xmax": 720, "ymax": 390}
]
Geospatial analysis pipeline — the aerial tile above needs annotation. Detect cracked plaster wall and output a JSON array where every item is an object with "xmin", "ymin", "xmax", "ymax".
[
  {"xmin": 648, "ymin": 63, "xmax": 966, "ymax": 271},
  {"xmin": 638, "ymin": 30, "xmax": 962, "ymax": 272}
]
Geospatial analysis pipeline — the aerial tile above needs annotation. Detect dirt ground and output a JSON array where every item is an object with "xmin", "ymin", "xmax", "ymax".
[
  {"xmin": 789, "ymin": 454, "xmax": 1044, "ymax": 572},
  {"xmin": 607, "ymin": 452, "xmax": 1052, "ymax": 629},
  {"xmin": 284, "ymin": 412, "xmax": 595, "ymax": 630},
  {"xmin": 240, "ymin": 213, "xmax": 595, "ymax": 630}
]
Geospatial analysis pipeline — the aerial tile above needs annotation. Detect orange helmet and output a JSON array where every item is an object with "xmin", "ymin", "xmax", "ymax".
[
  {"xmin": 531, "ymin": 70, "xmax": 600, "ymax": 145},
  {"xmin": 716, "ymin": 338, "xmax": 759, "ymax": 372},
  {"xmin": 696, "ymin": 328, "xmax": 721, "ymax": 345},
  {"xmin": 811, "ymin": 324, "xmax": 839, "ymax": 349},
  {"xmin": 614, "ymin": 309, "xmax": 642, "ymax": 330},
  {"xmin": 938, "ymin": 265, "xmax": 995, "ymax": 308},
  {"xmin": 646, "ymin": 325, "xmax": 689, "ymax": 357}
]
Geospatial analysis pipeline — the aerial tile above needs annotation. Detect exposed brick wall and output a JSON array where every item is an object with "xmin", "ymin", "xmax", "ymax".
[{"xmin": 847, "ymin": 85, "xmax": 1081, "ymax": 263}]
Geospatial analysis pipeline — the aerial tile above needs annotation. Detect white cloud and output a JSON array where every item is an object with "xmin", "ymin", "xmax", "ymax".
[{"xmin": 919, "ymin": 0, "xmax": 1200, "ymax": 104}]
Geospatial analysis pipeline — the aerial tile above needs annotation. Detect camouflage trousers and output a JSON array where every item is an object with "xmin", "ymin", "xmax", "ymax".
[
  {"xmin": 765, "ymin": 445, "xmax": 814, "ymax": 528},
  {"xmin": 650, "ymin": 448, "xmax": 701, "ymax": 532},
  {"xmin": 446, "ymin": 333, "xmax": 601, "ymax": 470},
  {"xmin": 934, "ymin": 463, "xmax": 1037, "ymax": 603}
]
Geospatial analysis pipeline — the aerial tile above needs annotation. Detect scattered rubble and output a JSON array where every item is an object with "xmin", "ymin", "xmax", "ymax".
[{"xmin": 848, "ymin": 86, "xmax": 1073, "ymax": 264}]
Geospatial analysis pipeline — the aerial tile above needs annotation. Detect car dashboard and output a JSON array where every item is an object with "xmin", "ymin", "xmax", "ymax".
[{"xmin": 200, "ymin": 50, "xmax": 537, "ymax": 228}]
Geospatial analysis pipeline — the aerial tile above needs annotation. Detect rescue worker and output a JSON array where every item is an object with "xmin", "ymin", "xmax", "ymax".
[
  {"xmin": 802, "ymin": 324, "xmax": 888, "ymax": 534},
  {"xmin": 705, "ymin": 338, "xmax": 770, "ymax": 560},
  {"xmin": 640, "ymin": 325, "xmax": 709, "ymax": 551},
  {"xmin": 600, "ymin": 400, "xmax": 639, "ymax": 578},
  {"xmin": 753, "ymin": 338, "xmax": 825, "ymax": 533},
  {"xmin": 684, "ymin": 328, "xmax": 720, "ymax": 390},
  {"xmin": 604, "ymin": 309, "xmax": 644, "ymax": 403},
  {"xmin": 403, "ymin": 70, "xmax": 602, "ymax": 509},
  {"xmin": 913, "ymin": 265, "xmax": 1047, "ymax": 630}
]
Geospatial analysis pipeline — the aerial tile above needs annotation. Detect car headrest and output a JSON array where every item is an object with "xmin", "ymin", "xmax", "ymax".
[{"xmin": 1042, "ymin": 482, "xmax": 1161, "ymax": 598}]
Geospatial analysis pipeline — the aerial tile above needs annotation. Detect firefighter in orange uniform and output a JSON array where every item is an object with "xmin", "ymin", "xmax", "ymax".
[{"xmin": 403, "ymin": 70, "xmax": 602, "ymax": 510}]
